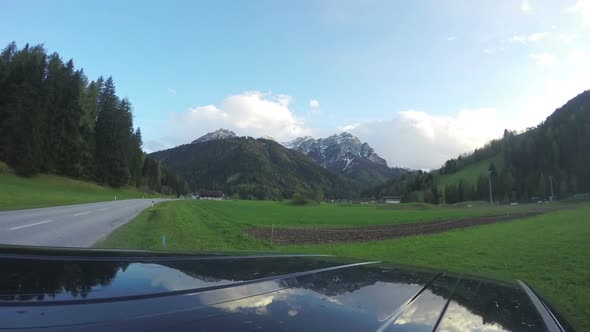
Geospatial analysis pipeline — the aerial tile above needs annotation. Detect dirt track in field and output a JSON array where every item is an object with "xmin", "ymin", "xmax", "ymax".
[{"xmin": 245, "ymin": 212, "xmax": 543, "ymax": 245}]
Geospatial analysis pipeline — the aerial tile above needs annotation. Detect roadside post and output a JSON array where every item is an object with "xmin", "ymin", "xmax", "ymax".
[{"xmin": 271, "ymin": 224, "xmax": 274, "ymax": 245}]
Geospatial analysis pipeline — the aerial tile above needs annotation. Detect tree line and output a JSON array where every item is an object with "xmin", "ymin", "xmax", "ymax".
[
  {"xmin": 0, "ymin": 42, "xmax": 189, "ymax": 196},
  {"xmin": 361, "ymin": 170, "xmax": 442, "ymax": 204}
]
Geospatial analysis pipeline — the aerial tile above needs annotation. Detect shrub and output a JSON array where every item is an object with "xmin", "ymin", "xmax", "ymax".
[
  {"xmin": 0, "ymin": 161, "xmax": 11, "ymax": 174},
  {"xmin": 291, "ymin": 193, "xmax": 311, "ymax": 206}
]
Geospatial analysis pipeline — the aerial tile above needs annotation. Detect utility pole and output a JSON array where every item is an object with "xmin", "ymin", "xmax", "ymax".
[
  {"xmin": 488, "ymin": 170, "xmax": 493, "ymax": 205},
  {"xmin": 549, "ymin": 175, "xmax": 554, "ymax": 201}
]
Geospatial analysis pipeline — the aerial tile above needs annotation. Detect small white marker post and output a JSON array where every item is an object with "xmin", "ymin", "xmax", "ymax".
[
  {"xmin": 115, "ymin": 196, "xmax": 117, "ymax": 201},
  {"xmin": 271, "ymin": 224, "xmax": 275, "ymax": 245}
]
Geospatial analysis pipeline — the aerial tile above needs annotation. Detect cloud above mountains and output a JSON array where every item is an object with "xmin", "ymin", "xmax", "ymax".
[
  {"xmin": 146, "ymin": 91, "xmax": 506, "ymax": 170},
  {"xmin": 345, "ymin": 109, "xmax": 503, "ymax": 170},
  {"xmin": 144, "ymin": 91, "xmax": 312, "ymax": 151}
]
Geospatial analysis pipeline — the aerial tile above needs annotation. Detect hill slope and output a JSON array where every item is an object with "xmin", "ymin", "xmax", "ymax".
[
  {"xmin": 150, "ymin": 137, "xmax": 360, "ymax": 200},
  {"xmin": 0, "ymin": 170, "xmax": 163, "ymax": 211},
  {"xmin": 363, "ymin": 90, "xmax": 590, "ymax": 203},
  {"xmin": 434, "ymin": 154, "xmax": 504, "ymax": 188}
]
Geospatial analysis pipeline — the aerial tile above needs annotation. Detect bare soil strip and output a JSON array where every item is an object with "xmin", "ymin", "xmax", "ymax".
[{"xmin": 245, "ymin": 212, "xmax": 543, "ymax": 245}]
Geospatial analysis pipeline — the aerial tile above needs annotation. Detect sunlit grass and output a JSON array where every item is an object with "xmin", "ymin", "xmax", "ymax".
[{"xmin": 0, "ymin": 173, "xmax": 162, "ymax": 210}]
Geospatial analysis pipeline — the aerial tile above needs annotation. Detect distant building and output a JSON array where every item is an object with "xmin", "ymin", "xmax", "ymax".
[
  {"xmin": 349, "ymin": 199, "xmax": 371, "ymax": 204},
  {"xmin": 198, "ymin": 190, "xmax": 225, "ymax": 200},
  {"xmin": 381, "ymin": 196, "xmax": 401, "ymax": 204}
]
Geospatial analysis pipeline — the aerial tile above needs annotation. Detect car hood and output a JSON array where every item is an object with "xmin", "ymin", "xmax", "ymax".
[{"xmin": 0, "ymin": 246, "xmax": 571, "ymax": 331}]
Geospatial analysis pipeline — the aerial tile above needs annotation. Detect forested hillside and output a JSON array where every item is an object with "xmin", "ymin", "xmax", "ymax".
[
  {"xmin": 0, "ymin": 42, "xmax": 188, "ymax": 196},
  {"xmin": 150, "ymin": 137, "xmax": 361, "ymax": 200},
  {"xmin": 364, "ymin": 90, "xmax": 590, "ymax": 203}
]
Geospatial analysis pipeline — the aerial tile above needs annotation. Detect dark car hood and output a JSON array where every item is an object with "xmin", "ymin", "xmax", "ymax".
[{"xmin": 0, "ymin": 246, "xmax": 571, "ymax": 331}]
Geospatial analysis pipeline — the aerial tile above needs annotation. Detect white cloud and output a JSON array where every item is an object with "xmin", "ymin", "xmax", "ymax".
[
  {"xmin": 509, "ymin": 32, "xmax": 546, "ymax": 43},
  {"xmin": 167, "ymin": 88, "xmax": 177, "ymax": 95},
  {"xmin": 528, "ymin": 53, "xmax": 556, "ymax": 65},
  {"xmin": 527, "ymin": 32, "xmax": 546, "ymax": 41},
  {"xmin": 556, "ymin": 33, "xmax": 577, "ymax": 43},
  {"xmin": 509, "ymin": 35, "xmax": 526, "ymax": 43},
  {"xmin": 521, "ymin": 0, "xmax": 532, "ymax": 14},
  {"xmin": 567, "ymin": 0, "xmax": 590, "ymax": 26},
  {"xmin": 507, "ymin": 71, "xmax": 590, "ymax": 132},
  {"xmin": 568, "ymin": 50, "xmax": 585, "ymax": 61},
  {"xmin": 447, "ymin": 36, "xmax": 456, "ymax": 41},
  {"xmin": 147, "ymin": 91, "xmax": 312, "ymax": 151},
  {"xmin": 309, "ymin": 99, "xmax": 320, "ymax": 109},
  {"xmin": 345, "ymin": 108, "xmax": 503, "ymax": 170},
  {"xmin": 143, "ymin": 139, "xmax": 168, "ymax": 153}
]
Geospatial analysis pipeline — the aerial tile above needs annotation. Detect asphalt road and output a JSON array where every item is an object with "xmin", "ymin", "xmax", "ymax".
[{"xmin": 0, "ymin": 199, "xmax": 166, "ymax": 247}]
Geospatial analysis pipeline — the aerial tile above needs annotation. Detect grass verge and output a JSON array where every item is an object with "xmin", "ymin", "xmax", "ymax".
[
  {"xmin": 96, "ymin": 200, "xmax": 271, "ymax": 251},
  {"xmin": 0, "ymin": 173, "xmax": 163, "ymax": 211}
]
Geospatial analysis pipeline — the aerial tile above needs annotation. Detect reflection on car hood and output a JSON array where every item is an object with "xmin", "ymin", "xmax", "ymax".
[{"xmin": 0, "ymin": 246, "xmax": 572, "ymax": 331}]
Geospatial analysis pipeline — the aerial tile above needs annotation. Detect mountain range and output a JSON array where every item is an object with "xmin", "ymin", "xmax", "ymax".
[
  {"xmin": 285, "ymin": 133, "xmax": 407, "ymax": 187},
  {"xmin": 149, "ymin": 129, "xmax": 408, "ymax": 199},
  {"xmin": 150, "ymin": 137, "xmax": 359, "ymax": 200}
]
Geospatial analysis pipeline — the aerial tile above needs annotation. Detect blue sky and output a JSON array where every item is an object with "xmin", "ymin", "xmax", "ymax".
[{"xmin": 2, "ymin": 0, "xmax": 589, "ymax": 168}]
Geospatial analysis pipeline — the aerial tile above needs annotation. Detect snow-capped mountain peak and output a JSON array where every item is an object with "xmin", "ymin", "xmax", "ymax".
[
  {"xmin": 284, "ymin": 136, "xmax": 314, "ymax": 149},
  {"xmin": 286, "ymin": 132, "xmax": 388, "ymax": 168},
  {"xmin": 284, "ymin": 132, "xmax": 407, "ymax": 186},
  {"xmin": 191, "ymin": 129, "xmax": 236, "ymax": 144},
  {"xmin": 259, "ymin": 135, "xmax": 277, "ymax": 142}
]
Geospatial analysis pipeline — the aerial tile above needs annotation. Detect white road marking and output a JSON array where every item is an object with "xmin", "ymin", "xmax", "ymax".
[
  {"xmin": 74, "ymin": 211, "xmax": 90, "ymax": 216},
  {"xmin": 10, "ymin": 220, "xmax": 53, "ymax": 231}
]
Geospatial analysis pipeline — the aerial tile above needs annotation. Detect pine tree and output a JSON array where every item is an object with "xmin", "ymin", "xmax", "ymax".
[
  {"xmin": 95, "ymin": 76, "xmax": 129, "ymax": 186},
  {"xmin": 43, "ymin": 56, "xmax": 83, "ymax": 176},
  {"xmin": 129, "ymin": 127, "xmax": 144, "ymax": 187},
  {"xmin": 0, "ymin": 43, "xmax": 18, "ymax": 162},
  {"xmin": 7, "ymin": 44, "xmax": 47, "ymax": 176},
  {"xmin": 79, "ymin": 76, "xmax": 99, "ymax": 178}
]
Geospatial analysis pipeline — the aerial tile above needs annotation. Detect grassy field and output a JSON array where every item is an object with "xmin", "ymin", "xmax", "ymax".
[
  {"xmin": 434, "ymin": 153, "xmax": 504, "ymax": 188},
  {"xmin": 97, "ymin": 199, "xmax": 590, "ymax": 330},
  {"xmin": 281, "ymin": 205, "xmax": 590, "ymax": 330},
  {"xmin": 0, "ymin": 172, "xmax": 163, "ymax": 211},
  {"xmin": 107, "ymin": 199, "xmax": 562, "ymax": 229}
]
